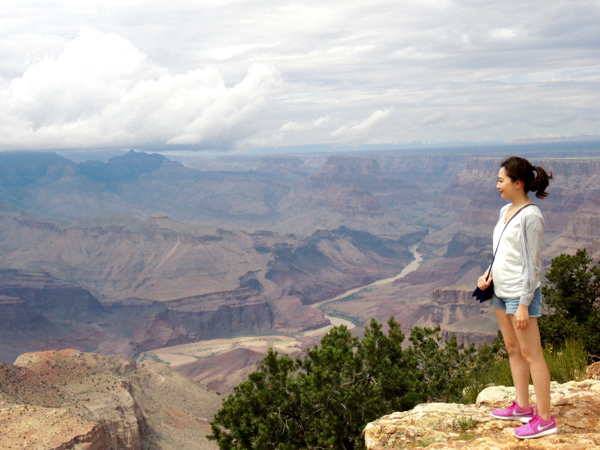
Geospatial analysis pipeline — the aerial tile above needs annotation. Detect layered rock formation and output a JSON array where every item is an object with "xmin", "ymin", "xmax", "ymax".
[
  {"xmin": 0, "ymin": 209, "xmax": 414, "ymax": 306},
  {"xmin": 0, "ymin": 212, "xmax": 416, "ymax": 363},
  {"xmin": 0, "ymin": 270, "xmax": 106, "ymax": 322},
  {"xmin": 266, "ymin": 227, "xmax": 414, "ymax": 305},
  {"xmin": 364, "ymin": 376, "xmax": 600, "ymax": 449},
  {"xmin": 447, "ymin": 157, "xmax": 600, "ymax": 258},
  {"xmin": 2, "ymin": 148, "xmax": 600, "ymax": 382},
  {"xmin": 0, "ymin": 273, "xmax": 109, "ymax": 363},
  {"xmin": 0, "ymin": 349, "xmax": 221, "ymax": 450},
  {"xmin": 0, "ymin": 269, "xmax": 275, "ymax": 363}
]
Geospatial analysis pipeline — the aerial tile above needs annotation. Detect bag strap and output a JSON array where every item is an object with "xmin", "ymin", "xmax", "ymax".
[{"xmin": 485, "ymin": 203, "xmax": 533, "ymax": 280}]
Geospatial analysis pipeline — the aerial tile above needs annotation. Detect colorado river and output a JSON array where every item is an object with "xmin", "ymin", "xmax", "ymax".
[
  {"xmin": 305, "ymin": 243, "xmax": 423, "ymax": 336},
  {"xmin": 146, "ymin": 243, "xmax": 423, "ymax": 366}
]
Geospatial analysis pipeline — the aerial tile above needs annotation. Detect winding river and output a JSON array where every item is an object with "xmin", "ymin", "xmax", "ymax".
[
  {"xmin": 304, "ymin": 243, "xmax": 423, "ymax": 336},
  {"xmin": 147, "ymin": 244, "xmax": 423, "ymax": 366}
]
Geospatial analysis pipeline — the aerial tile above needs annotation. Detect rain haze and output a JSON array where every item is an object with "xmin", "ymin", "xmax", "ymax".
[{"xmin": 1, "ymin": 0, "xmax": 599, "ymax": 153}]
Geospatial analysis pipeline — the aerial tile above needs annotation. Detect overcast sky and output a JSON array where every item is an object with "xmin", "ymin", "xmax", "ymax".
[{"xmin": 1, "ymin": 0, "xmax": 599, "ymax": 153}]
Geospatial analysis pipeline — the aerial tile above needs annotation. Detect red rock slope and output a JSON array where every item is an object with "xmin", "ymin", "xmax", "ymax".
[{"xmin": 0, "ymin": 349, "xmax": 221, "ymax": 449}]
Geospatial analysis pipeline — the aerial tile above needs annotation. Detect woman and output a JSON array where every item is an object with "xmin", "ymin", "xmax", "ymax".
[{"xmin": 477, "ymin": 156, "xmax": 556, "ymax": 439}]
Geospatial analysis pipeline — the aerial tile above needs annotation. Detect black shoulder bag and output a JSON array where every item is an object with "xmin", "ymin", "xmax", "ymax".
[{"xmin": 472, "ymin": 204, "xmax": 533, "ymax": 302}]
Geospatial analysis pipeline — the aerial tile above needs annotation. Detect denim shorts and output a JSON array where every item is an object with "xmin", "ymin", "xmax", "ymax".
[{"xmin": 490, "ymin": 287, "xmax": 542, "ymax": 317}]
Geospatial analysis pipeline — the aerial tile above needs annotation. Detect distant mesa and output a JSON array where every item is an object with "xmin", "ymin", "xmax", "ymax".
[
  {"xmin": 321, "ymin": 155, "xmax": 382, "ymax": 177},
  {"xmin": 150, "ymin": 211, "xmax": 169, "ymax": 219},
  {"xmin": 0, "ymin": 151, "xmax": 73, "ymax": 188},
  {"xmin": 79, "ymin": 149, "xmax": 165, "ymax": 184}
]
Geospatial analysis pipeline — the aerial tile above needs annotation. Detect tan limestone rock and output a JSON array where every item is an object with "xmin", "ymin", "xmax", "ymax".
[
  {"xmin": 588, "ymin": 362, "xmax": 600, "ymax": 380},
  {"xmin": 0, "ymin": 401, "xmax": 106, "ymax": 449},
  {"xmin": 1, "ymin": 348, "xmax": 221, "ymax": 449},
  {"xmin": 364, "ymin": 379, "xmax": 600, "ymax": 449}
]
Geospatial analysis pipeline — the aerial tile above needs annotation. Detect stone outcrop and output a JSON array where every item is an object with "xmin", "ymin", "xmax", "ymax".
[
  {"xmin": 589, "ymin": 362, "xmax": 600, "ymax": 380},
  {"xmin": 0, "ymin": 349, "xmax": 221, "ymax": 450},
  {"xmin": 364, "ymin": 378, "xmax": 600, "ymax": 449},
  {"xmin": 0, "ymin": 401, "xmax": 107, "ymax": 449},
  {"xmin": 2, "ymin": 350, "xmax": 148, "ymax": 449}
]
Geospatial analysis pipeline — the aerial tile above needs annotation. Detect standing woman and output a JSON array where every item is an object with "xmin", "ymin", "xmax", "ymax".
[{"xmin": 477, "ymin": 156, "xmax": 557, "ymax": 439}]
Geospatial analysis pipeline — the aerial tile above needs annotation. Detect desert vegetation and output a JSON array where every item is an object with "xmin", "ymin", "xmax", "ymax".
[
  {"xmin": 539, "ymin": 248, "xmax": 600, "ymax": 359},
  {"xmin": 210, "ymin": 248, "xmax": 599, "ymax": 449}
]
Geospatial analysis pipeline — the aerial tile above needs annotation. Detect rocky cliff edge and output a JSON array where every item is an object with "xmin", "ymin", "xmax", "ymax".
[
  {"xmin": 364, "ymin": 363, "xmax": 600, "ymax": 449},
  {"xmin": 0, "ymin": 349, "xmax": 221, "ymax": 449}
]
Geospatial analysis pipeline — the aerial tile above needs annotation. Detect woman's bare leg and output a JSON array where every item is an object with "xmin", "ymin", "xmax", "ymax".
[
  {"xmin": 512, "ymin": 317, "xmax": 552, "ymax": 420},
  {"xmin": 495, "ymin": 308, "xmax": 531, "ymax": 408}
]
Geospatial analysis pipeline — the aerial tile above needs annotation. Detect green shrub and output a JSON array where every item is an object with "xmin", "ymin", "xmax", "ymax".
[
  {"xmin": 408, "ymin": 326, "xmax": 483, "ymax": 403},
  {"xmin": 462, "ymin": 338, "xmax": 588, "ymax": 403},
  {"xmin": 210, "ymin": 320, "xmax": 500, "ymax": 449},
  {"xmin": 462, "ymin": 356, "xmax": 512, "ymax": 404},
  {"xmin": 544, "ymin": 339, "xmax": 588, "ymax": 383},
  {"xmin": 210, "ymin": 317, "xmax": 426, "ymax": 450},
  {"xmin": 539, "ymin": 248, "xmax": 600, "ymax": 361}
]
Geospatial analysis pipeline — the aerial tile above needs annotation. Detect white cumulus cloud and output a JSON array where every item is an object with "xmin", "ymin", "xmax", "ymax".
[
  {"xmin": 0, "ymin": 29, "xmax": 282, "ymax": 151},
  {"xmin": 1, "ymin": 0, "xmax": 599, "ymax": 150},
  {"xmin": 332, "ymin": 108, "xmax": 395, "ymax": 144}
]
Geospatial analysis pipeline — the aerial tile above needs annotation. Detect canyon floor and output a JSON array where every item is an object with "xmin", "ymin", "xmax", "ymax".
[{"xmin": 143, "ymin": 245, "xmax": 423, "ymax": 393}]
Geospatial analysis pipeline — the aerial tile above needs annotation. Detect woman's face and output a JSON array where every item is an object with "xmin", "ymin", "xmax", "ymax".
[{"xmin": 496, "ymin": 167, "xmax": 522, "ymax": 200}]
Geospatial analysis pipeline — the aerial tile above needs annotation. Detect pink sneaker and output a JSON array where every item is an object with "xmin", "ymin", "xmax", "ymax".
[
  {"xmin": 514, "ymin": 413, "xmax": 557, "ymax": 439},
  {"xmin": 490, "ymin": 401, "xmax": 534, "ymax": 422}
]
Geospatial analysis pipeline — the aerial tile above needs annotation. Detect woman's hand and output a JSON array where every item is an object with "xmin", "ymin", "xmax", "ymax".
[
  {"xmin": 477, "ymin": 270, "xmax": 492, "ymax": 290},
  {"xmin": 514, "ymin": 304, "xmax": 530, "ymax": 329}
]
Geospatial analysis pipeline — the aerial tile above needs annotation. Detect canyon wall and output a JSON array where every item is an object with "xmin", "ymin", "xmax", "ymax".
[
  {"xmin": 1, "ymin": 149, "xmax": 600, "ymax": 367},
  {"xmin": 0, "ymin": 349, "xmax": 221, "ymax": 449},
  {"xmin": 0, "ymin": 270, "xmax": 274, "ymax": 363}
]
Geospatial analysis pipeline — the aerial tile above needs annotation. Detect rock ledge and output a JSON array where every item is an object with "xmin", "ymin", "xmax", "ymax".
[{"xmin": 364, "ymin": 379, "xmax": 600, "ymax": 449}]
